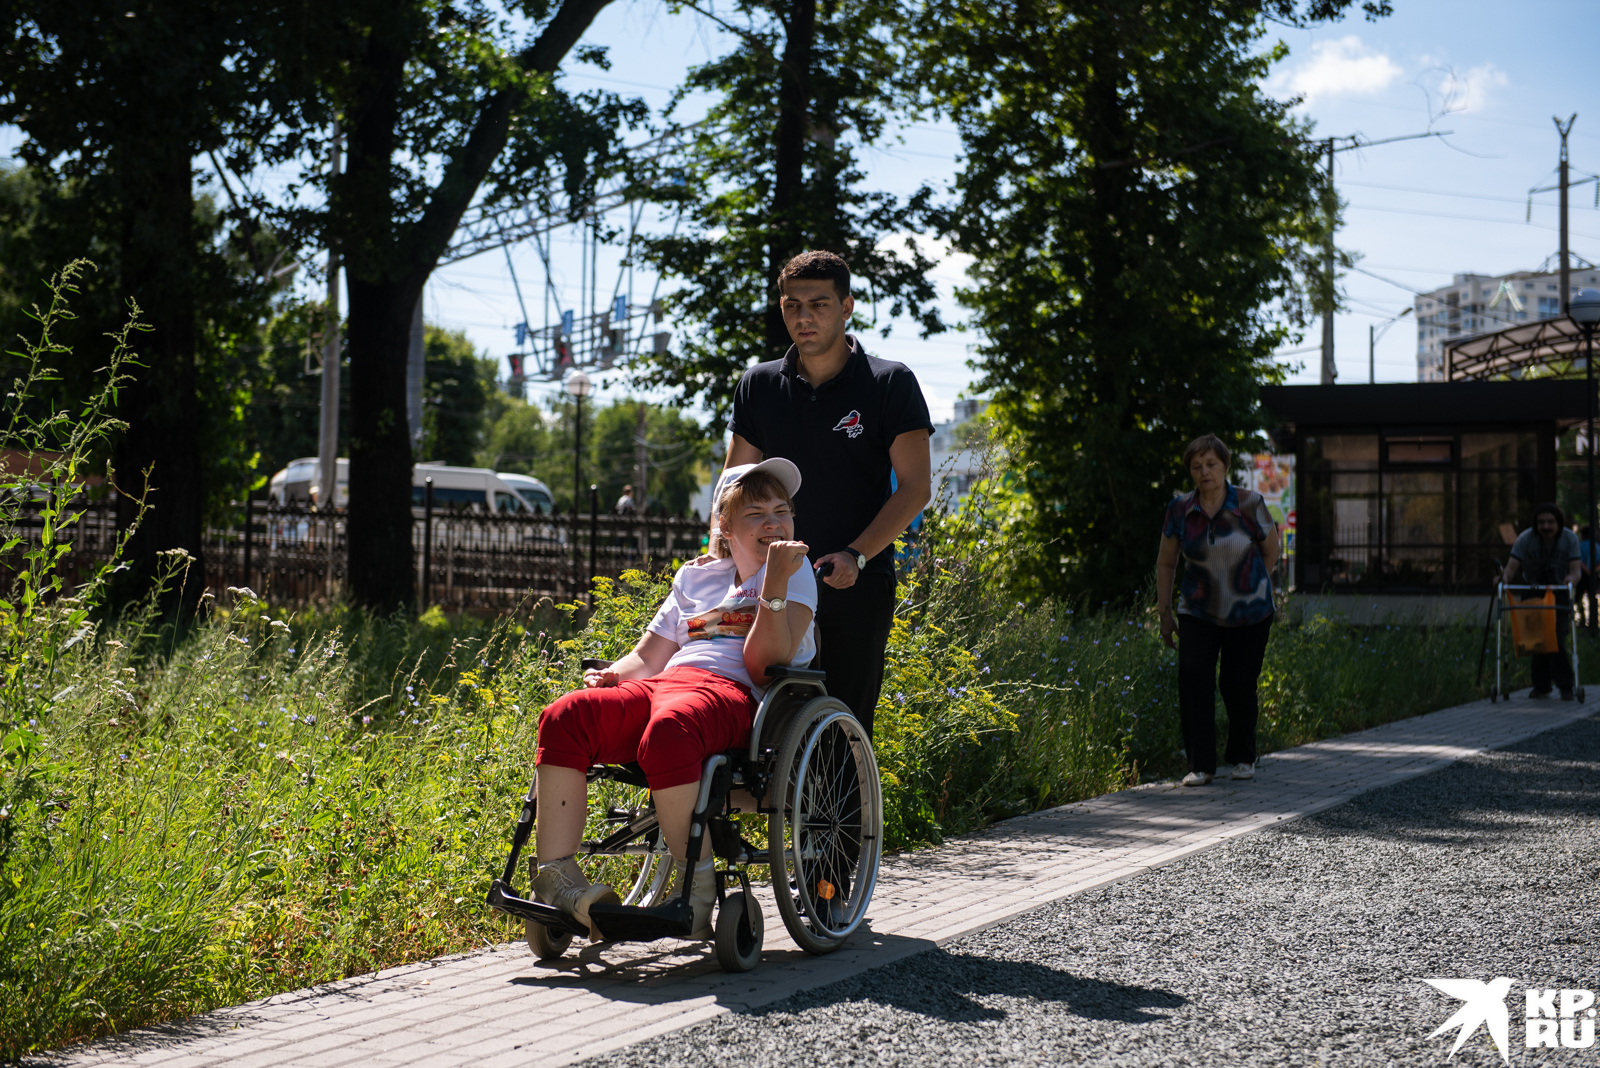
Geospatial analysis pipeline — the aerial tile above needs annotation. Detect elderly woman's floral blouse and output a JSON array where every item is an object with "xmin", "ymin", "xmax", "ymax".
[{"xmin": 1162, "ymin": 484, "xmax": 1275, "ymax": 627}]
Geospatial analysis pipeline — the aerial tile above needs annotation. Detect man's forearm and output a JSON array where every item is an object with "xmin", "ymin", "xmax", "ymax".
[{"xmin": 845, "ymin": 481, "xmax": 930, "ymax": 560}]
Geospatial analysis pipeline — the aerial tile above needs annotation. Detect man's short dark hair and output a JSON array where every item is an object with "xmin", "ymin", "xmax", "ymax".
[
  {"xmin": 777, "ymin": 250, "xmax": 851, "ymax": 302},
  {"xmin": 1534, "ymin": 501, "xmax": 1566, "ymax": 528}
]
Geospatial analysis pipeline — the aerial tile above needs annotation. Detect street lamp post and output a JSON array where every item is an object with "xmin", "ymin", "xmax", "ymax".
[
  {"xmin": 1369, "ymin": 307, "xmax": 1411, "ymax": 385},
  {"xmin": 1572, "ymin": 289, "xmax": 1600, "ymax": 632},
  {"xmin": 563, "ymin": 369, "xmax": 593, "ymax": 599}
]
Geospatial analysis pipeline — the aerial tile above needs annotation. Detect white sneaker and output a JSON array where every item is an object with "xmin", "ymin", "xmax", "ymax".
[
  {"xmin": 530, "ymin": 857, "xmax": 620, "ymax": 942},
  {"xmin": 1231, "ymin": 761, "xmax": 1255, "ymax": 780},
  {"xmin": 1181, "ymin": 770, "xmax": 1213, "ymax": 787}
]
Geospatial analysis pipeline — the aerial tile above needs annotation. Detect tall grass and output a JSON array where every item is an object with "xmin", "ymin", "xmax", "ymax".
[{"xmin": 0, "ymin": 272, "xmax": 1555, "ymax": 1058}]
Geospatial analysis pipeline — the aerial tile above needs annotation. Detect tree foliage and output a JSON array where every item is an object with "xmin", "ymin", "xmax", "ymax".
[
  {"xmin": 420, "ymin": 326, "xmax": 496, "ymax": 468},
  {"xmin": 268, "ymin": 0, "xmax": 644, "ymax": 613},
  {"xmin": 921, "ymin": 0, "xmax": 1376, "ymax": 603},
  {"xmin": 632, "ymin": 0, "xmax": 944, "ymax": 430},
  {"xmin": 0, "ymin": 1, "xmax": 308, "ymax": 602},
  {"xmin": 478, "ymin": 395, "xmax": 708, "ymax": 515}
]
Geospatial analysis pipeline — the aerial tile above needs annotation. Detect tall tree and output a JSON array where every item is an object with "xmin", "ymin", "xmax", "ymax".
[
  {"xmin": 293, "ymin": 0, "xmax": 640, "ymax": 613},
  {"xmin": 0, "ymin": 2, "xmax": 301, "ymax": 607},
  {"xmin": 586, "ymin": 399, "xmax": 710, "ymax": 516},
  {"xmin": 419, "ymin": 326, "xmax": 495, "ymax": 467},
  {"xmin": 634, "ymin": 0, "xmax": 944, "ymax": 429},
  {"xmin": 922, "ymin": 0, "xmax": 1385, "ymax": 603}
]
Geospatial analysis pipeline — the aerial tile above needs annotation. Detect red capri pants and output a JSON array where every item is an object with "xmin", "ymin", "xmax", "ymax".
[{"xmin": 535, "ymin": 666, "xmax": 757, "ymax": 790}]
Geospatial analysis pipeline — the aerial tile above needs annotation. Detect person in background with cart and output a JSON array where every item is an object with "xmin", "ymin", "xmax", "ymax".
[{"xmin": 1503, "ymin": 503, "xmax": 1581, "ymax": 699}]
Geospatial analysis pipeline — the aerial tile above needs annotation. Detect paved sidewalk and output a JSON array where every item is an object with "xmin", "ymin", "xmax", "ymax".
[{"xmin": 42, "ymin": 692, "xmax": 1593, "ymax": 1068}]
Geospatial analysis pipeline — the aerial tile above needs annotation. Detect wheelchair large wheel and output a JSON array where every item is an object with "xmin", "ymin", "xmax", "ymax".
[{"xmin": 768, "ymin": 697, "xmax": 883, "ymax": 956}]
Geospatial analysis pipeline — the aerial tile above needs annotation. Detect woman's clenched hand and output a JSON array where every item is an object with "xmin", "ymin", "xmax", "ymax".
[{"xmin": 763, "ymin": 540, "xmax": 809, "ymax": 586}]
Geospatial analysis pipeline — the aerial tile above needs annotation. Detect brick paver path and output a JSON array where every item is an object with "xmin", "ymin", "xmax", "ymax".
[{"xmin": 43, "ymin": 692, "xmax": 1592, "ymax": 1068}]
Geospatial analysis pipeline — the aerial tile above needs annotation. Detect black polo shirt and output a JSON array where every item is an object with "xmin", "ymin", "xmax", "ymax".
[{"xmin": 730, "ymin": 335, "xmax": 933, "ymax": 577}]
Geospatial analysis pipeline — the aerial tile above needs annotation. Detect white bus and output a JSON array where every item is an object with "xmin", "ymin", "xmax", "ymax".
[{"xmin": 267, "ymin": 459, "xmax": 542, "ymax": 513}]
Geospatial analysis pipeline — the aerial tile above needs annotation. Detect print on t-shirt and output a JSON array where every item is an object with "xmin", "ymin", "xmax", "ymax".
[
  {"xmin": 686, "ymin": 587, "xmax": 758, "ymax": 642},
  {"xmin": 832, "ymin": 410, "xmax": 864, "ymax": 438}
]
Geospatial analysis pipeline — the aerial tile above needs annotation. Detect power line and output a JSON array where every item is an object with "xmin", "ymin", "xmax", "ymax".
[
  {"xmin": 1342, "ymin": 180, "xmax": 1600, "ymax": 208},
  {"xmin": 1347, "ymin": 202, "xmax": 1600, "ymax": 241}
]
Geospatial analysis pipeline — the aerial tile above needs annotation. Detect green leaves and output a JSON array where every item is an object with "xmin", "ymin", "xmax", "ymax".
[
  {"xmin": 632, "ymin": 0, "xmax": 944, "ymax": 429},
  {"xmin": 918, "ymin": 0, "xmax": 1359, "ymax": 603}
]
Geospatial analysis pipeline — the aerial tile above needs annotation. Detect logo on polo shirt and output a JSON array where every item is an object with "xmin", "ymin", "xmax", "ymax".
[{"xmin": 833, "ymin": 410, "xmax": 864, "ymax": 438}]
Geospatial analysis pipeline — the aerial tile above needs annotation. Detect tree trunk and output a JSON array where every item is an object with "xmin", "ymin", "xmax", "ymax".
[
  {"xmin": 335, "ymin": 0, "xmax": 615, "ymax": 612},
  {"xmin": 765, "ymin": 0, "xmax": 816, "ymax": 359},
  {"xmin": 345, "ymin": 277, "xmax": 422, "ymax": 614},
  {"xmin": 340, "ymin": 19, "xmax": 421, "ymax": 615},
  {"xmin": 112, "ymin": 152, "xmax": 205, "ymax": 612}
]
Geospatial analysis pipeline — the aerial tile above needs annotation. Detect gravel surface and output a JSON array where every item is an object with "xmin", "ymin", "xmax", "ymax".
[{"xmin": 584, "ymin": 714, "xmax": 1600, "ymax": 1068}]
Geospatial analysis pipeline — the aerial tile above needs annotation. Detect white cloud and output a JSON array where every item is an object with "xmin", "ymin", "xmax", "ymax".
[
  {"xmin": 1425, "ymin": 62, "xmax": 1509, "ymax": 115},
  {"xmin": 1272, "ymin": 36, "xmax": 1404, "ymax": 106}
]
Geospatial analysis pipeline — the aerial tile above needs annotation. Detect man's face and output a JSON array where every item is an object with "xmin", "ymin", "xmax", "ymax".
[
  {"xmin": 1537, "ymin": 513, "xmax": 1560, "ymax": 540},
  {"xmin": 780, "ymin": 278, "xmax": 854, "ymax": 357}
]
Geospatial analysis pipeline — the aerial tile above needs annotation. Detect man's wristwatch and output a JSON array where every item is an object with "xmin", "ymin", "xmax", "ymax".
[
  {"xmin": 846, "ymin": 548, "xmax": 867, "ymax": 570},
  {"xmin": 760, "ymin": 596, "xmax": 787, "ymax": 612}
]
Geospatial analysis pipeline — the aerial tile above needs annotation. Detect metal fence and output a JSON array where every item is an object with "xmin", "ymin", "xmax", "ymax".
[
  {"xmin": 9, "ymin": 495, "xmax": 708, "ymax": 611},
  {"xmin": 211, "ymin": 501, "xmax": 709, "ymax": 610}
]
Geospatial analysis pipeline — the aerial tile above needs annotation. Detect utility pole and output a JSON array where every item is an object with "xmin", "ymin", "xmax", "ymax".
[
  {"xmin": 1322, "ymin": 138, "xmax": 1336, "ymax": 385},
  {"xmin": 1306, "ymin": 130, "xmax": 1447, "ymax": 385},
  {"xmin": 317, "ymin": 122, "xmax": 342, "ymax": 511},
  {"xmin": 634, "ymin": 402, "xmax": 648, "ymax": 511},
  {"xmin": 1556, "ymin": 114, "xmax": 1576, "ymax": 313}
]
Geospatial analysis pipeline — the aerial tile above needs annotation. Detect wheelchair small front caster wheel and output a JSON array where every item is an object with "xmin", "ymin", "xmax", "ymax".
[
  {"xmin": 526, "ymin": 918, "xmax": 572, "ymax": 961},
  {"xmin": 714, "ymin": 890, "xmax": 763, "ymax": 972}
]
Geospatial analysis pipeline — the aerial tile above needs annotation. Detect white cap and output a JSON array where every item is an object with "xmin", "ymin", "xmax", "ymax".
[{"xmin": 712, "ymin": 458, "xmax": 802, "ymax": 515}]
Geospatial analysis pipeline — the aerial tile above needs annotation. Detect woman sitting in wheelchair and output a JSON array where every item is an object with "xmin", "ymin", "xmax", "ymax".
[{"xmin": 531, "ymin": 458, "xmax": 816, "ymax": 940}]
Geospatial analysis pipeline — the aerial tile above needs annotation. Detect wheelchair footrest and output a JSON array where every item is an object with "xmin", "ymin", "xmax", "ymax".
[
  {"xmin": 485, "ymin": 879, "xmax": 589, "ymax": 937},
  {"xmin": 588, "ymin": 899, "xmax": 695, "ymax": 942}
]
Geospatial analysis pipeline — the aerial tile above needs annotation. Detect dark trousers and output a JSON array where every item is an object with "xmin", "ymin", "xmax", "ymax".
[
  {"xmin": 1177, "ymin": 614, "xmax": 1273, "ymax": 775},
  {"xmin": 1531, "ymin": 590, "xmax": 1575, "ymax": 693},
  {"xmin": 813, "ymin": 570, "xmax": 896, "ymax": 737},
  {"xmin": 809, "ymin": 572, "xmax": 895, "ymax": 906}
]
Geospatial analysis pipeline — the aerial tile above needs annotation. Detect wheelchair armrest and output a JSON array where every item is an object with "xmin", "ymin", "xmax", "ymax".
[
  {"xmin": 766, "ymin": 664, "xmax": 827, "ymax": 682},
  {"xmin": 581, "ymin": 658, "xmax": 615, "ymax": 671}
]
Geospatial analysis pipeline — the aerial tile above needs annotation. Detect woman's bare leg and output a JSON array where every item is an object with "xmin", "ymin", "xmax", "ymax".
[
  {"xmin": 533, "ymin": 765, "xmax": 588, "ymax": 863},
  {"xmin": 651, "ymin": 781, "xmax": 711, "ymax": 862}
]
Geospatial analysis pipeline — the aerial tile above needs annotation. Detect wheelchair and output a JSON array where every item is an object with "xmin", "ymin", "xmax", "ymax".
[{"xmin": 486, "ymin": 660, "xmax": 884, "ymax": 972}]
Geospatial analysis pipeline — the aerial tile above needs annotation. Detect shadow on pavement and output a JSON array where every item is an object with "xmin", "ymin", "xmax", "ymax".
[{"xmin": 740, "ymin": 946, "xmax": 1187, "ymax": 1025}]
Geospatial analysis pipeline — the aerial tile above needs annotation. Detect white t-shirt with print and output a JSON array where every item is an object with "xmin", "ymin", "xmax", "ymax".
[{"xmin": 646, "ymin": 556, "xmax": 818, "ymax": 695}]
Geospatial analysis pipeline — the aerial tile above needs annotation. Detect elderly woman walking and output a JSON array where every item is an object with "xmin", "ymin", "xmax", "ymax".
[{"xmin": 1156, "ymin": 434, "xmax": 1282, "ymax": 787}]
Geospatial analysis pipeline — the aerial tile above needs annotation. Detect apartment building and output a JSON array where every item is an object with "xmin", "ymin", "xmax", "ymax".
[
  {"xmin": 930, "ymin": 398, "xmax": 989, "ymax": 508},
  {"xmin": 1415, "ymin": 264, "xmax": 1600, "ymax": 382}
]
